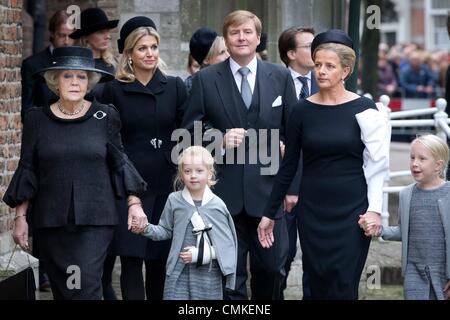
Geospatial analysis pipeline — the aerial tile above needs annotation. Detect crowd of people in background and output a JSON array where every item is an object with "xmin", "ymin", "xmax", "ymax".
[{"xmin": 374, "ymin": 42, "xmax": 448, "ymax": 99}]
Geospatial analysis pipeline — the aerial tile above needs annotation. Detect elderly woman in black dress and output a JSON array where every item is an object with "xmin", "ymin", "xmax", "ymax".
[
  {"xmin": 3, "ymin": 46, "xmax": 148, "ymax": 300},
  {"xmin": 258, "ymin": 30, "xmax": 390, "ymax": 299},
  {"xmin": 101, "ymin": 17, "xmax": 187, "ymax": 300}
]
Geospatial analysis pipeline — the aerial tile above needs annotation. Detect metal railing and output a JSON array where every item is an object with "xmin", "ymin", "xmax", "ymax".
[{"xmin": 377, "ymin": 95, "xmax": 449, "ymax": 228}]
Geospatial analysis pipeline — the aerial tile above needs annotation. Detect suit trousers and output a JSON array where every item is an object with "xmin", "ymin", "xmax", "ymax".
[{"xmin": 225, "ymin": 211, "xmax": 288, "ymax": 300}]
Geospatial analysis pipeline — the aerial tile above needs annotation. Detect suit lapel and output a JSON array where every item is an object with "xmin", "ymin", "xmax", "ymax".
[
  {"xmin": 257, "ymin": 60, "xmax": 276, "ymax": 121},
  {"xmin": 214, "ymin": 60, "xmax": 244, "ymax": 128}
]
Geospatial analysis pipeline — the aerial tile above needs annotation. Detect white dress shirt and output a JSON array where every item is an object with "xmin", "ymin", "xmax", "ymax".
[
  {"xmin": 289, "ymin": 67, "xmax": 312, "ymax": 100},
  {"xmin": 230, "ymin": 56, "xmax": 258, "ymax": 94}
]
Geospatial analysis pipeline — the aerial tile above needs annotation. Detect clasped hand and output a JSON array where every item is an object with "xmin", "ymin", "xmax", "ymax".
[{"xmin": 358, "ymin": 211, "xmax": 382, "ymax": 237}]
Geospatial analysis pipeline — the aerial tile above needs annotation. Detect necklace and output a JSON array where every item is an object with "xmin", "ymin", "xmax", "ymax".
[{"xmin": 57, "ymin": 100, "xmax": 85, "ymax": 116}]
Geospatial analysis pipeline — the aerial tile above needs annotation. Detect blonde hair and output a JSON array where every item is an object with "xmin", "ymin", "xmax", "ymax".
[
  {"xmin": 173, "ymin": 146, "xmax": 217, "ymax": 191},
  {"xmin": 203, "ymin": 36, "xmax": 227, "ymax": 66},
  {"xmin": 43, "ymin": 69, "xmax": 101, "ymax": 96},
  {"xmin": 115, "ymin": 27, "xmax": 167, "ymax": 83},
  {"xmin": 412, "ymin": 134, "xmax": 449, "ymax": 179},
  {"xmin": 77, "ymin": 36, "xmax": 117, "ymax": 68},
  {"xmin": 223, "ymin": 10, "xmax": 262, "ymax": 38},
  {"xmin": 313, "ymin": 43, "xmax": 356, "ymax": 80}
]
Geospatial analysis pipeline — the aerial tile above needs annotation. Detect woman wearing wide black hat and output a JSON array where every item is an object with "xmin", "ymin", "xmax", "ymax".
[
  {"xmin": 70, "ymin": 7, "xmax": 119, "ymax": 101},
  {"xmin": 101, "ymin": 16, "xmax": 187, "ymax": 300},
  {"xmin": 3, "ymin": 46, "xmax": 148, "ymax": 300},
  {"xmin": 258, "ymin": 29, "xmax": 390, "ymax": 299}
]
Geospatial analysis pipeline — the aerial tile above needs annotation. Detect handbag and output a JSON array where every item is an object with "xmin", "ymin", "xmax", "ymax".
[{"xmin": 0, "ymin": 245, "xmax": 36, "ymax": 300}]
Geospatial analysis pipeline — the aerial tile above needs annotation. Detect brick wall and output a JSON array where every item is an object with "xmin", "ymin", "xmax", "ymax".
[{"xmin": 0, "ymin": 0, "xmax": 23, "ymax": 254}]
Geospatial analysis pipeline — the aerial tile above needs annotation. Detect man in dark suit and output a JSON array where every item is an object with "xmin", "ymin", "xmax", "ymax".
[
  {"xmin": 182, "ymin": 10, "xmax": 297, "ymax": 300},
  {"xmin": 21, "ymin": 10, "xmax": 74, "ymax": 120},
  {"xmin": 278, "ymin": 26, "xmax": 318, "ymax": 299}
]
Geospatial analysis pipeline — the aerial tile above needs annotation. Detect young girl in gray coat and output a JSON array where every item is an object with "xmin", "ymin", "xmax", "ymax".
[
  {"xmin": 133, "ymin": 146, "xmax": 237, "ymax": 299},
  {"xmin": 360, "ymin": 134, "xmax": 450, "ymax": 300}
]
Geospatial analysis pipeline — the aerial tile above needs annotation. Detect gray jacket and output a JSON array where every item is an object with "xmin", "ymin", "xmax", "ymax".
[
  {"xmin": 381, "ymin": 183, "xmax": 450, "ymax": 278},
  {"xmin": 143, "ymin": 187, "xmax": 238, "ymax": 290}
]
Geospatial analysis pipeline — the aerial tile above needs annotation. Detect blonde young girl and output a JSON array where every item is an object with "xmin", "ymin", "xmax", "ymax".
[
  {"xmin": 134, "ymin": 146, "xmax": 237, "ymax": 300},
  {"xmin": 360, "ymin": 134, "xmax": 450, "ymax": 300}
]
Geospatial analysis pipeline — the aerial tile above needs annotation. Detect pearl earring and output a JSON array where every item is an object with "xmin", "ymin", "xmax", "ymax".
[{"xmin": 128, "ymin": 58, "xmax": 133, "ymax": 66}]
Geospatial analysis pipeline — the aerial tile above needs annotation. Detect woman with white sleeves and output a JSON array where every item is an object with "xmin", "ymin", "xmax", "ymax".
[{"xmin": 257, "ymin": 29, "xmax": 390, "ymax": 300}]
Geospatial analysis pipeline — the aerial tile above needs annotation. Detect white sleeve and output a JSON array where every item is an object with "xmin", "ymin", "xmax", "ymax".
[{"xmin": 355, "ymin": 103, "xmax": 391, "ymax": 214}]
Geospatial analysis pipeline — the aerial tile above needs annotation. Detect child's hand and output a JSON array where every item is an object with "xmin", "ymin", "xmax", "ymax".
[
  {"xmin": 444, "ymin": 280, "xmax": 450, "ymax": 300},
  {"xmin": 358, "ymin": 213, "xmax": 381, "ymax": 237},
  {"xmin": 180, "ymin": 247, "xmax": 194, "ymax": 264}
]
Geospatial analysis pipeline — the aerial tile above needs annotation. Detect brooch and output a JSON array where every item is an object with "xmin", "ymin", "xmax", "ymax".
[{"xmin": 93, "ymin": 111, "xmax": 107, "ymax": 120}]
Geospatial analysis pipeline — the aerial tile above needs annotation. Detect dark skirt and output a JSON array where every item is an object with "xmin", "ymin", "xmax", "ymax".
[{"xmin": 36, "ymin": 225, "xmax": 114, "ymax": 300}]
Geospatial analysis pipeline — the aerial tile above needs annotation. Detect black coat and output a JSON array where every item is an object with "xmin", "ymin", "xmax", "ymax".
[
  {"xmin": 181, "ymin": 58, "xmax": 297, "ymax": 218},
  {"xmin": 3, "ymin": 101, "xmax": 147, "ymax": 228},
  {"xmin": 100, "ymin": 69, "xmax": 187, "ymax": 258},
  {"xmin": 20, "ymin": 47, "xmax": 59, "ymax": 120},
  {"xmin": 101, "ymin": 69, "xmax": 187, "ymax": 195}
]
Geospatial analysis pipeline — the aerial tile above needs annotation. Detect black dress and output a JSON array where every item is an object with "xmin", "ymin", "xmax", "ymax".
[
  {"xmin": 265, "ymin": 96, "xmax": 377, "ymax": 299},
  {"xmin": 3, "ymin": 101, "xmax": 146, "ymax": 299}
]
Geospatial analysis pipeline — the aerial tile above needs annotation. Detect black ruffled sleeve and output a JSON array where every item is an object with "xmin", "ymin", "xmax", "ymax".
[
  {"xmin": 3, "ymin": 109, "xmax": 39, "ymax": 207},
  {"xmin": 106, "ymin": 104, "xmax": 147, "ymax": 198}
]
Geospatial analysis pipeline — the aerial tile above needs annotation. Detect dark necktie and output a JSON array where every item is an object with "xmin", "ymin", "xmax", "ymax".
[
  {"xmin": 238, "ymin": 67, "xmax": 252, "ymax": 108},
  {"xmin": 298, "ymin": 76, "xmax": 309, "ymax": 100}
]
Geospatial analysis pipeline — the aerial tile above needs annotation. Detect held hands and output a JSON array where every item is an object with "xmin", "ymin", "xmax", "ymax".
[
  {"xmin": 128, "ymin": 203, "xmax": 148, "ymax": 234},
  {"xmin": 223, "ymin": 128, "xmax": 246, "ymax": 149},
  {"xmin": 257, "ymin": 217, "xmax": 275, "ymax": 248},
  {"xmin": 13, "ymin": 216, "xmax": 29, "ymax": 251},
  {"xmin": 358, "ymin": 211, "xmax": 382, "ymax": 237}
]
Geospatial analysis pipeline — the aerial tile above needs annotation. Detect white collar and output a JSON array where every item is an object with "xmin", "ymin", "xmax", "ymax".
[
  {"xmin": 181, "ymin": 186, "xmax": 214, "ymax": 207},
  {"xmin": 288, "ymin": 67, "xmax": 311, "ymax": 80},
  {"xmin": 229, "ymin": 55, "xmax": 258, "ymax": 76}
]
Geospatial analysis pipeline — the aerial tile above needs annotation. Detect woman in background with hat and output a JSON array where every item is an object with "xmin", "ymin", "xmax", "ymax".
[
  {"xmin": 184, "ymin": 27, "xmax": 229, "ymax": 94},
  {"xmin": 70, "ymin": 7, "xmax": 119, "ymax": 101},
  {"xmin": 101, "ymin": 16, "xmax": 187, "ymax": 300},
  {"xmin": 3, "ymin": 46, "xmax": 148, "ymax": 300},
  {"xmin": 258, "ymin": 29, "xmax": 390, "ymax": 299}
]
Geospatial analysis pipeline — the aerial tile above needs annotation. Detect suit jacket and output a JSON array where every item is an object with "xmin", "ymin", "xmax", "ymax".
[
  {"xmin": 182, "ymin": 58, "xmax": 297, "ymax": 217},
  {"xmin": 381, "ymin": 183, "xmax": 450, "ymax": 279},
  {"xmin": 20, "ymin": 47, "xmax": 59, "ymax": 120}
]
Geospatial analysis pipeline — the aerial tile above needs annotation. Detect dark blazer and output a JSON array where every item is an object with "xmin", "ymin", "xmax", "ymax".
[
  {"xmin": 182, "ymin": 58, "xmax": 297, "ymax": 217},
  {"xmin": 20, "ymin": 47, "xmax": 59, "ymax": 120},
  {"xmin": 101, "ymin": 69, "xmax": 187, "ymax": 195},
  {"xmin": 3, "ymin": 101, "xmax": 147, "ymax": 228}
]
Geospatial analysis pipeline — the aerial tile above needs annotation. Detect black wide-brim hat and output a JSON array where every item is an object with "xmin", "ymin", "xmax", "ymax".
[
  {"xmin": 117, "ymin": 16, "xmax": 157, "ymax": 53},
  {"xmin": 69, "ymin": 7, "xmax": 119, "ymax": 39},
  {"xmin": 311, "ymin": 29, "xmax": 354, "ymax": 56},
  {"xmin": 33, "ymin": 46, "xmax": 114, "ymax": 82}
]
